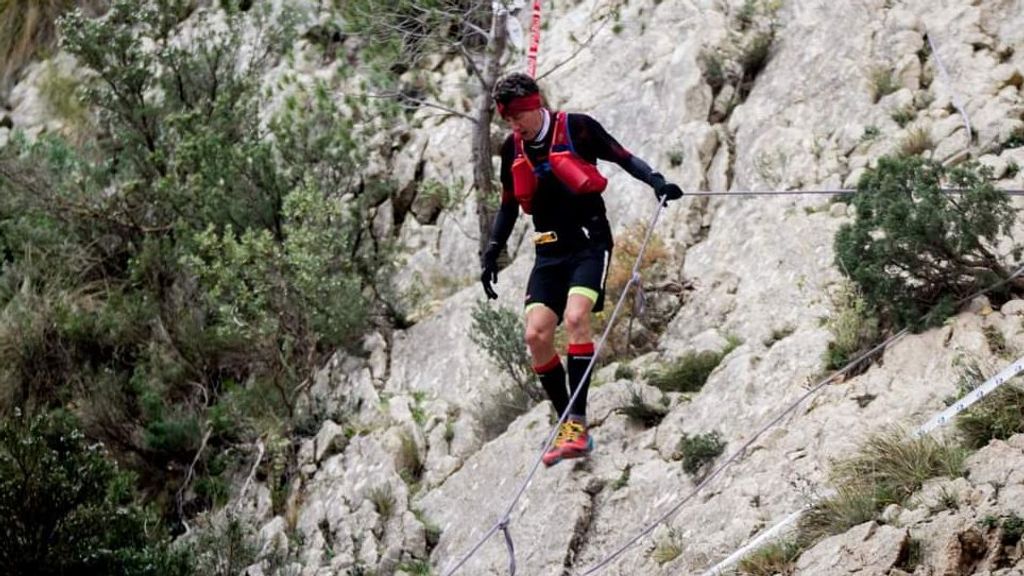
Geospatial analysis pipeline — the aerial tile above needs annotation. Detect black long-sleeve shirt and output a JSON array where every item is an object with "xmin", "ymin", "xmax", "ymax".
[{"xmin": 485, "ymin": 110, "xmax": 664, "ymax": 258}]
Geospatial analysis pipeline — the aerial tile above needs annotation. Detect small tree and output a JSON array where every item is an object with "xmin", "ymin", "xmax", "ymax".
[
  {"xmin": 339, "ymin": 0, "xmax": 510, "ymax": 254},
  {"xmin": 469, "ymin": 300, "xmax": 541, "ymax": 401},
  {"xmin": 0, "ymin": 411, "xmax": 189, "ymax": 576},
  {"xmin": 835, "ymin": 156, "xmax": 1022, "ymax": 330}
]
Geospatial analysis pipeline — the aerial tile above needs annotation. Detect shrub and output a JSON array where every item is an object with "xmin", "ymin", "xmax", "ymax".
[
  {"xmin": 189, "ymin": 515, "xmax": 259, "ymax": 576},
  {"xmin": 798, "ymin": 484, "xmax": 879, "ymax": 545},
  {"xmin": 956, "ymin": 384, "xmax": 1024, "ymax": 449},
  {"xmin": 799, "ymin": 429, "xmax": 965, "ymax": 543},
  {"xmin": 835, "ymin": 156, "xmax": 1020, "ymax": 331},
  {"xmin": 823, "ymin": 280, "xmax": 879, "ymax": 370},
  {"xmin": 899, "ymin": 126, "xmax": 933, "ymax": 156},
  {"xmin": 1001, "ymin": 513, "xmax": 1024, "ymax": 546},
  {"xmin": 612, "ymin": 464, "xmax": 632, "ymax": 490},
  {"xmin": 614, "ymin": 363, "xmax": 636, "ymax": 380},
  {"xmin": 678, "ymin": 431, "xmax": 726, "ymax": 476},
  {"xmin": 891, "ymin": 106, "xmax": 916, "ymax": 127},
  {"xmin": 868, "ymin": 66, "xmax": 899, "ymax": 103},
  {"xmin": 615, "ymin": 387, "xmax": 669, "ymax": 427},
  {"xmin": 469, "ymin": 301, "xmax": 534, "ymax": 394},
  {"xmin": 368, "ymin": 484, "xmax": 396, "ymax": 519},
  {"xmin": 737, "ymin": 538, "xmax": 802, "ymax": 575},
  {"xmin": 0, "ymin": 0, "xmax": 398, "ymax": 526},
  {"xmin": 651, "ymin": 530, "xmax": 683, "ymax": 564},
  {"xmin": 598, "ymin": 221, "xmax": 675, "ymax": 360},
  {"xmin": 0, "ymin": 410, "xmax": 190, "ymax": 576},
  {"xmin": 648, "ymin": 349, "xmax": 730, "ymax": 393}
]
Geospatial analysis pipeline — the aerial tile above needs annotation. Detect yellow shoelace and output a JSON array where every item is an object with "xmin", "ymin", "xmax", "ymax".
[{"xmin": 554, "ymin": 420, "xmax": 585, "ymax": 446}]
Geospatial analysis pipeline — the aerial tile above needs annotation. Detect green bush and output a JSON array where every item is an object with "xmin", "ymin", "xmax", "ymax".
[
  {"xmin": 0, "ymin": 0, "xmax": 397, "ymax": 526},
  {"xmin": 648, "ymin": 348, "xmax": 731, "ymax": 393},
  {"xmin": 189, "ymin": 515, "xmax": 259, "ymax": 576},
  {"xmin": 0, "ymin": 411, "xmax": 190, "ymax": 576},
  {"xmin": 823, "ymin": 281, "xmax": 879, "ymax": 370},
  {"xmin": 615, "ymin": 387, "xmax": 669, "ymax": 428},
  {"xmin": 678, "ymin": 431, "xmax": 726, "ymax": 476},
  {"xmin": 799, "ymin": 429, "xmax": 965, "ymax": 544},
  {"xmin": 737, "ymin": 538, "xmax": 802, "ymax": 576},
  {"xmin": 470, "ymin": 301, "xmax": 537, "ymax": 398},
  {"xmin": 956, "ymin": 384, "xmax": 1024, "ymax": 449},
  {"xmin": 835, "ymin": 156, "xmax": 1020, "ymax": 331}
]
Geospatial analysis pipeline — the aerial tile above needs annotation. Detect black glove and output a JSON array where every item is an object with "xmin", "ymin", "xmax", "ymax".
[
  {"xmin": 480, "ymin": 243, "xmax": 501, "ymax": 300},
  {"xmin": 655, "ymin": 181, "xmax": 684, "ymax": 203}
]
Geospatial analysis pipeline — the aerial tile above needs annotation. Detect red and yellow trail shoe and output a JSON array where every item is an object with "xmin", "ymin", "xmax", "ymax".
[
  {"xmin": 558, "ymin": 419, "xmax": 593, "ymax": 461},
  {"xmin": 542, "ymin": 419, "xmax": 593, "ymax": 467}
]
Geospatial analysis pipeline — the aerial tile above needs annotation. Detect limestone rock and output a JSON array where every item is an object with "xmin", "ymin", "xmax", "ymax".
[{"xmin": 794, "ymin": 522, "xmax": 909, "ymax": 575}]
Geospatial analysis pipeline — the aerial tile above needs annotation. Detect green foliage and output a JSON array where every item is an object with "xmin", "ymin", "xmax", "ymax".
[
  {"xmin": 1001, "ymin": 513, "xmax": 1024, "ymax": 546},
  {"xmin": 338, "ymin": 0, "xmax": 491, "ymax": 89},
  {"xmin": 891, "ymin": 106, "xmax": 916, "ymax": 127},
  {"xmin": 37, "ymin": 60, "xmax": 90, "ymax": 134},
  {"xmin": 396, "ymin": 560, "xmax": 433, "ymax": 576},
  {"xmin": 368, "ymin": 484, "xmax": 396, "ymax": 518},
  {"xmin": 799, "ymin": 429, "xmax": 965, "ymax": 543},
  {"xmin": 614, "ymin": 363, "xmax": 636, "ymax": 380},
  {"xmin": 0, "ymin": 0, "xmax": 396, "ymax": 527},
  {"xmin": 868, "ymin": 66, "xmax": 899, "ymax": 103},
  {"xmin": 835, "ymin": 156, "xmax": 1019, "ymax": 331},
  {"xmin": 899, "ymin": 126, "xmax": 933, "ymax": 156},
  {"xmin": 651, "ymin": 532, "xmax": 683, "ymax": 565},
  {"xmin": 823, "ymin": 281, "xmax": 879, "ymax": 370},
  {"xmin": 615, "ymin": 387, "xmax": 668, "ymax": 427},
  {"xmin": 678, "ymin": 431, "xmax": 726, "ymax": 476},
  {"xmin": 897, "ymin": 538, "xmax": 923, "ymax": 571},
  {"xmin": 469, "ymin": 301, "xmax": 535, "ymax": 393},
  {"xmin": 612, "ymin": 463, "xmax": 632, "ymax": 490},
  {"xmin": 648, "ymin": 349, "xmax": 730, "ymax": 393},
  {"xmin": 956, "ymin": 384, "xmax": 1024, "ymax": 449},
  {"xmin": 982, "ymin": 325, "xmax": 1012, "ymax": 358},
  {"xmin": 189, "ymin": 515, "xmax": 260, "ymax": 576},
  {"xmin": 798, "ymin": 484, "xmax": 879, "ymax": 545},
  {"xmin": 0, "ymin": 410, "xmax": 190, "ymax": 576},
  {"xmin": 737, "ymin": 538, "xmax": 802, "ymax": 575}
]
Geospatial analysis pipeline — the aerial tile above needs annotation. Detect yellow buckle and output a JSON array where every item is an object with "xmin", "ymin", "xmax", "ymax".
[{"xmin": 533, "ymin": 231, "xmax": 558, "ymax": 245}]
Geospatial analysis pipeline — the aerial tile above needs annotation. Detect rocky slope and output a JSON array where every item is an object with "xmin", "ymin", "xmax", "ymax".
[{"xmin": 5, "ymin": 0, "xmax": 1024, "ymax": 575}]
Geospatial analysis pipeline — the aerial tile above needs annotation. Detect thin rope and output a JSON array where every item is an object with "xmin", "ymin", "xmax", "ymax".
[
  {"xmin": 926, "ymin": 29, "xmax": 973, "ymax": 144},
  {"xmin": 441, "ymin": 198, "xmax": 669, "ymax": 576},
  {"xmin": 578, "ymin": 262, "xmax": 1024, "ymax": 575}
]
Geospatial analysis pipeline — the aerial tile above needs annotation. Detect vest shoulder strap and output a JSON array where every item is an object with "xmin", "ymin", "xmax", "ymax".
[{"xmin": 552, "ymin": 111, "xmax": 580, "ymax": 155}]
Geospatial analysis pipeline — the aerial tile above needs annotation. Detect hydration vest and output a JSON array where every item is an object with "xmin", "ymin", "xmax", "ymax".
[{"xmin": 511, "ymin": 111, "xmax": 608, "ymax": 214}]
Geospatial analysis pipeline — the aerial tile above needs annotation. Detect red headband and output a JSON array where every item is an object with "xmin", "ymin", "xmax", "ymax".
[{"xmin": 496, "ymin": 93, "xmax": 542, "ymax": 118}]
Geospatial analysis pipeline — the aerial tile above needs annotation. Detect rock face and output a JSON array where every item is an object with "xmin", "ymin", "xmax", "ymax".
[{"xmin": 7, "ymin": 0, "xmax": 1024, "ymax": 574}]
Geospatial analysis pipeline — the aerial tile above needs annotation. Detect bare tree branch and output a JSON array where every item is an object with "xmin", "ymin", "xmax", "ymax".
[
  {"xmin": 177, "ymin": 425, "xmax": 213, "ymax": 535},
  {"xmin": 234, "ymin": 439, "xmax": 265, "ymax": 512},
  {"xmin": 367, "ymin": 90, "xmax": 478, "ymax": 122},
  {"xmin": 536, "ymin": 14, "xmax": 611, "ymax": 82}
]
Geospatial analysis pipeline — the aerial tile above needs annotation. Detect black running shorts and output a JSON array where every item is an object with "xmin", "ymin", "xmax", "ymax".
[{"xmin": 525, "ymin": 244, "xmax": 612, "ymax": 321}]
